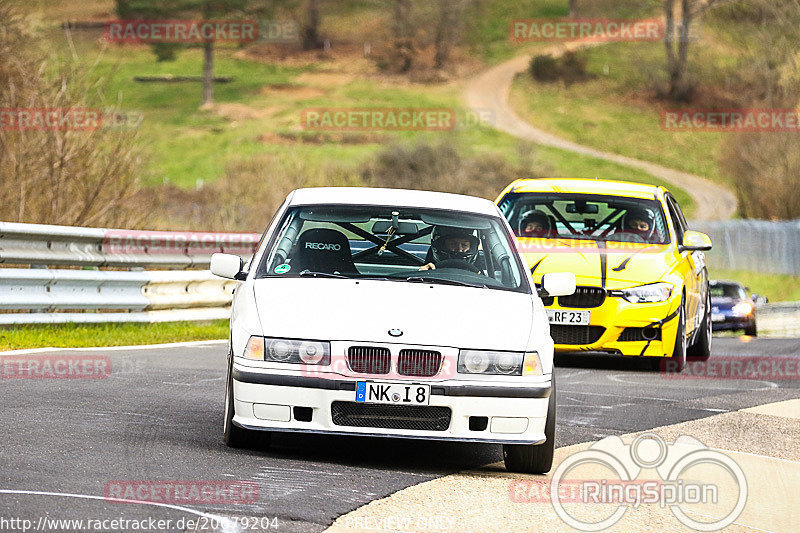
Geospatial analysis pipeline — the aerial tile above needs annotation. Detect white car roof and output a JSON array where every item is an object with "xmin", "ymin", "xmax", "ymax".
[{"xmin": 287, "ymin": 187, "xmax": 501, "ymax": 217}]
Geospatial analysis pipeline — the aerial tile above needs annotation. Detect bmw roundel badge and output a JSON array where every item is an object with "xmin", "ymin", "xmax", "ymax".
[{"xmin": 388, "ymin": 328, "xmax": 403, "ymax": 337}]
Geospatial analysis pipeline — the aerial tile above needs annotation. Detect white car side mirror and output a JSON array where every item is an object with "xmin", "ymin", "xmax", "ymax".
[
  {"xmin": 211, "ymin": 253, "xmax": 245, "ymax": 280},
  {"xmin": 540, "ymin": 272, "xmax": 576, "ymax": 297}
]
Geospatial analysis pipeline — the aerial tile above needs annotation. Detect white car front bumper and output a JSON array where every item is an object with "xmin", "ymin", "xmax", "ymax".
[{"xmin": 231, "ymin": 363, "xmax": 552, "ymax": 445}]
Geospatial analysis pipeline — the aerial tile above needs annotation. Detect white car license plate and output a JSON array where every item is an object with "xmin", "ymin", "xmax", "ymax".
[
  {"xmin": 711, "ymin": 313, "xmax": 725, "ymax": 322},
  {"xmin": 547, "ymin": 309, "xmax": 590, "ymax": 325},
  {"xmin": 356, "ymin": 382, "xmax": 430, "ymax": 406}
]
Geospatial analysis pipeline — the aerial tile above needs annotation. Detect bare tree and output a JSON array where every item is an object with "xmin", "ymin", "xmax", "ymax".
[
  {"xmin": 434, "ymin": 0, "xmax": 464, "ymax": 69},
  {"xmin": 569, "ymin": 0, "xmax": 578, "ymax": 18},
  {"xmin": 302, "ymin": 0, "xmax": 322, "ymax": 50},
  {"xmin": 0, "ymin": 5, "xmax": 146, "ymax": 227},
  {"xmin": 663, "ymin": 0, "xmax": 730, "ymax": 101},
  {"xmin": 391, "ymin": 0, "xmax": 415, "ymax": 72}
]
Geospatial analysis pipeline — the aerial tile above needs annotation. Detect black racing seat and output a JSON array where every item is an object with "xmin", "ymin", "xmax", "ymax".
[{"xmin": 292, "ymin": 228, "xmax": 359, "ymax": 275}]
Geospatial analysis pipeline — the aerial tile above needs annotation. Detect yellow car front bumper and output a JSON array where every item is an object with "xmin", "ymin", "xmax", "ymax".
[{"xmin": 549, "ymin": 294, "xmax": 681, "ymax": 357}]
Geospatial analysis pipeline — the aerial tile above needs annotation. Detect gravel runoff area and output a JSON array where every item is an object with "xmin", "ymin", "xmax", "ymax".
[{"xmin": 327, "ymin": 398, "xmax": 800, "ymax": 532}]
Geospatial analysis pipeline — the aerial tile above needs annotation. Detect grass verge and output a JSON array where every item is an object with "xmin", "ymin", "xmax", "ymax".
[{"xmin": 0, "ymin": 320, "xmax": 228, "ymax": 351}]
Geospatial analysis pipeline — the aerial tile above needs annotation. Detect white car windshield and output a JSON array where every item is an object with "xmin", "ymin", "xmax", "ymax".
[{"xmin": 256, "ymin": 205, "xmax": 529, "ymax": 293}]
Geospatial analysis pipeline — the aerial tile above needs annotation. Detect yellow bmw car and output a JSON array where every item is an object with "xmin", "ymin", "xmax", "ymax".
[{"xmin": 496, "ymin": 179, "xmax": 713, "ymax": 371}]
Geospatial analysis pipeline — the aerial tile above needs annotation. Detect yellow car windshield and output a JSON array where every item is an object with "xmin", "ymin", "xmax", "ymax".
[{"xmin": 499, "ymin": 193, "xmax": 670, "ymax": 245}]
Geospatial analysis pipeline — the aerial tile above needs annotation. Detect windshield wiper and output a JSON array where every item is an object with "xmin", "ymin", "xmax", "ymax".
[
  {"xmin": 404, "ymin": 275, "xmax": 487, "ymax": 289},
  {"xmin": 299, "ymin": 270, "xmax": 350, "ymax": 279}
]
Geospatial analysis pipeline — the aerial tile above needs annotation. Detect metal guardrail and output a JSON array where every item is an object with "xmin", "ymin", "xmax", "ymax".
[
  {"xmin": 0, "ymin": 221, "xmax": 259, "ymax": 324},
  {"xmin": 0, "ymin": 268, "xmax": 239, "ymax": 325},
  {"xmin": 0, "ymin": 221, "xmax": 260, "ymax": 269},
  {"xmin": 757, "ymin": 301, "xmax": 800, "ymax": 338},
  {"xmin": 692, "ymin": 218, "xmax": 800, "ymax": 276}
]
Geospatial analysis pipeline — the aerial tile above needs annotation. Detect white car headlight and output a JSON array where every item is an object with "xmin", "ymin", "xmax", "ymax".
[
  {"xmin": 242, "ymin": 336, "xmax": 330, "ymax": 365},
  {"xmin": 620, "ymin": 283, "xmax": 673, "ymax": 304},
  {"xmin": 458, "ymin": 350, "xmax": 540, "ymax": 376},
  {"xmin": 732, "ymin": 301, "xmax": 753, "ymax": 316}
]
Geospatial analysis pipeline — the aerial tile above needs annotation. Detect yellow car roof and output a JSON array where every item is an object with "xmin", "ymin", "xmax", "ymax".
[{"xmin": 503, "ymin": 178, "xmax": 662, "ymax": 200}]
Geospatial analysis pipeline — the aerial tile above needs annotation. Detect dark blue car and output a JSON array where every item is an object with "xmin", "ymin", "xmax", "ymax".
[{"xmin": 710, "ymin": 280, "xmax": 759, "ymax": 336}]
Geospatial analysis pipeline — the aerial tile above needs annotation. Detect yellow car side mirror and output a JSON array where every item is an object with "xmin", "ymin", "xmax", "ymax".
[{"xmin": 680, "ymin": 230, "xmax": 712, "ymax": 252}]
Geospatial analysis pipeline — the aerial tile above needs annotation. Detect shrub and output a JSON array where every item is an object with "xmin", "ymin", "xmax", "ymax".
[
  {"xmin": 719, "ymin": 131, "xmax": 800, "ymax": 219},
  {"xmin": 361, "ymin": 139, "xmax": 551, "ymax": 200},
  {"xmin": 529, "ymin": 54, "xmax": 560, "ymax": 83},
  {"xmin": 529, "ymin": 52, "xmax": 591, "ymax": 86}
]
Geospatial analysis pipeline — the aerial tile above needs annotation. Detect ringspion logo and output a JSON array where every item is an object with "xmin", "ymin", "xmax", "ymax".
[{"xmin": 537, "ymin": 434, "xmax": 748, "ymax": 531}]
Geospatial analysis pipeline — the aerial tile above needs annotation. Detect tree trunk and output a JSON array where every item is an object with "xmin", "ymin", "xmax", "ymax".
[
  {"xmin": 302, "ymin": 0, "xmax": 321, "ymax": 50},
  {"xmin": 392, "ymin": 0, "xmax": 414, "ymax": 72},
  {"xmin": 569, "ymin": 0, "xmax": 578, "ymax": 18},
  {"xmin": 202, "ymin": 40, "xmax": 214, "ymax": 105},
  {"xmin": 434, "ymin": 1, "xmax": 462, "ymax": 69},
  {"xmin": 664, "ymin": 0, "xmax": 678, "ymax": 86},
  {"xmin": 676, "ymin": 0, "xmax": 693, "ymax": 85}
]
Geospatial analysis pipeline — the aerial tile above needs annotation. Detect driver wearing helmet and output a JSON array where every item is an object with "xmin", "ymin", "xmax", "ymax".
[
  {"xmin": 419, "ymin": 226, "xmax": 480, "ymax": 271},
  {"xmin": 518, "ymin": 210, "xmax": 551, "ymax": 238},
  {"xmin": 619, "ymin": 206, "xmax": 656, "ymax": 242}
]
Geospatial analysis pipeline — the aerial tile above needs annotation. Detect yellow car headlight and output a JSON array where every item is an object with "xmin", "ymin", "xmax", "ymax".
[{"xmin": 619, "ymin": 283, "xmax": 673, "ymax": 304}]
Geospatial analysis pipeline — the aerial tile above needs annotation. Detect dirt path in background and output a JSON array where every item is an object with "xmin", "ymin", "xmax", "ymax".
[{"xmin": 463, "ymin": 49, "xmax": 738, "ymax": 221}]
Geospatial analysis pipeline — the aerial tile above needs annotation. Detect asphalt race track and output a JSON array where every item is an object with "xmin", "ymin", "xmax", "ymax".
[{"xmin": 2, "ymin": 338, "xmax": 799, "ymax": 532}]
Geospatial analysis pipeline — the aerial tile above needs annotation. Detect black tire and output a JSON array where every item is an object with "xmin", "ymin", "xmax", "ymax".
[
  {"xmin": 687, "ymin": 289, "xmax": 712, "ymax": 361},
  {"xmin": 744, "ymin": 321, "xmax": 757, "ymax": 337},
  {"xmin": 503, "ymin": 374, "xmax": 556, "ymax": 474},
  {"xmin": 660, "ymin": 299, "xmax": 686, "ymax": 372},
  {"xmin": 223, "ymin": 354, "xmax": 271, "ymax": 449}
]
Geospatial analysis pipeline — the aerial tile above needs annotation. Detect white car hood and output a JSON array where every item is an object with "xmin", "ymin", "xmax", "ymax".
[{"xmin": 252, "ymin": 278, "xmax": 534, "ymax": 351}]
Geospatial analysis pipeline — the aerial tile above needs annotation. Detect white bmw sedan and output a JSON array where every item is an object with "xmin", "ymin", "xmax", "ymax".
[{"xmin": 211, "ymin": 187, "xmax": 575, "ymax": 473}]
